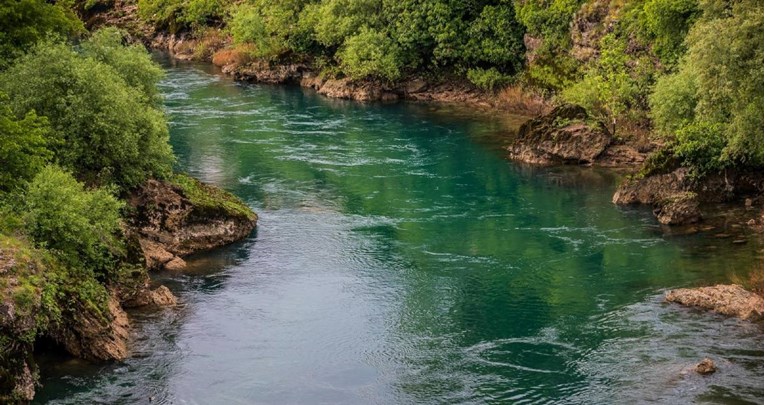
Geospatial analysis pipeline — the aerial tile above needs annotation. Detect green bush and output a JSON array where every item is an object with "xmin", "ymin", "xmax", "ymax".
[
  {"xmin": 137, "ymin": 0, "xmax": 224, "ymax": 31},
  {"xmin": 301, "ymin": 0, "xmax": 378, "ymax": 48},
  {"xmin": 228, "ymin": 4, "xmax": 278, "ymax": 57},
  {"xmin": 22, "ymin": 166, "xmax": 125, "ymax": 279},
  {"xmin": 0, "ymin": 93, "xmax": 51, "ymax": 192},
  {"xmin": 640, "ymin": 0, "xmax": 699, "ymax": 66},
  {"xmin": 672, "ymin": 122, "xmax": 727, "ymax": 177},
  {"xmin": 648, "ymin": 69, "xmax": 697, "ymax": 136},
  {"xmin": 648, "ymin": 0, "xmax": 763, "ymax": 171},
  {"xmin": 562, "ymin": 33, "xmax": 638, "ymax": 134},
  {"xmin": 338, "ymin": 27, "xmax": 402, "ymax": 81},
  {"xmin": 0, "ymin": 0, "xmax": 83, "ymax": 68},
  {"xmin": 80, "ymin": 28, "xmax": 165, "ymax": 104},
  {"xmin": 0, "ymin": 41, "xmax": 174, "ymax": 189},
  {"xmin": 467, "ymin": 67, "xmax": 511, "ymax": 91}
]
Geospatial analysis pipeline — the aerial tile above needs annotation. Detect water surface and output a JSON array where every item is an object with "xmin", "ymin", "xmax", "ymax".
[{"xmin": 36, "ymin": 57, "xmax": 763, "ymax": 404}]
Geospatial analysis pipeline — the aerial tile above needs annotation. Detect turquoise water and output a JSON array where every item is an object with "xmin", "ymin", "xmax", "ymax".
[{"xmin": 35, "ymin": 57, "xmax": 763, "ymax": 404}]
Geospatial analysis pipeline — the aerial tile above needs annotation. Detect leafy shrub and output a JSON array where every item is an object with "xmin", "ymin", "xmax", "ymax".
[
  {"xmin": 0, "ymin": 0, "xmax": 83, "ymax": 67},
  {"xmin": 137, "ymin": 0, "xmax": 224, "ymax": 32},
  {"xmin": 338, "ymin": 27, "xmax": 402, "ymax": 81},
  {"xmin": 22, "ymin": 166, "xmax": 125, "ymax": 278},
  {"xmin": 672, "ymin": 122, "xmax": 727, "ymax": 177},
  {"xmin": 648, "ymin": 0, "xmax": 763, "ymax": 171},
  {"xmin": 467, "ymin": 67, "xmax": 511, "ymax": 91},
  {"xmin": 80, "ymin": 28, "xmax": 165, "ymax": 104},
  {"xmin": 0, "ymin": 94, "xmax": 51, "ymax": 192},
  {"xmin": 648, "ymin": 69, "xmax": 697, "ymax": 136},
  {"xmin": 640, "ymin": 0, "xmax": 699, "ymax": 65},
  {"xmin": 0, "ymin": 41, "xmax": 174, "ymax": 189},
  {"xmin": 228, "ymin": 4, "xmax": 280, "ymax": 57},
  {"xmin": 300, "ymin": 0, "xmax": 378, "ymax": 48},
  {"xmin": 562, "ymin": 34, "xmax": 638, "ymax": 134}
]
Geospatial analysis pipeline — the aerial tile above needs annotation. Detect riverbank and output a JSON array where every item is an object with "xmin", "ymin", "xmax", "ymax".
[
  {"xmin": 0, "ymin": 175, "xmax": 256, "ymax": 402},
  {"xmin": 35, "ymin": 63, "xmax": 764, "ymax": 402}
]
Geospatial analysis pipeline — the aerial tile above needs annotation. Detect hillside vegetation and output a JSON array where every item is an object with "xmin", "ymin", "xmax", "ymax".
[{"xmin": 119, "ymin": 0, "xmax": 763, "ymax": 177}]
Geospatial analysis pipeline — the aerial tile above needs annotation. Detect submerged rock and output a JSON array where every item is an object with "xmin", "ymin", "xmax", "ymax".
[
  {"xmin": 507, "ymin": 104, "xmax": 612, "ymax": 165},
  {"xmin": 695, "ymin": 358, "xmax": 717, "ymax": 375},
  {"xmin": 614, "ymin": 167, "xmax": 763, "ymax": 226},
  {"xmin": 127, "ymin": 175, "xmax": 257, "ymax": 271},
  {"xmin": 666, "ymin": 284, "xmax": 764, "ymax": 321},
  {"xmin": 654, "ymin": 192, "xmax": 702, "ymax": 225}
]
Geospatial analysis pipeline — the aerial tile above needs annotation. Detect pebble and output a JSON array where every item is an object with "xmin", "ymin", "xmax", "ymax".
[{"xmin": 732, "ymin": 239, "xmax": 747, "ymax": 245}]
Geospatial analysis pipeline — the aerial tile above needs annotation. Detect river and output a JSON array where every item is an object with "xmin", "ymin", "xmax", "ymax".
[{"xmin": 34, "ymin": 56, "xmax": 763, "ymax": 404}]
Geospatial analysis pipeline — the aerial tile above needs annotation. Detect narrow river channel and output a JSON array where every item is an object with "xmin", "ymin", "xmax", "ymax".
[{"xmin": 35, "ymin": 56, "xmax": 763, "ymax": 404}]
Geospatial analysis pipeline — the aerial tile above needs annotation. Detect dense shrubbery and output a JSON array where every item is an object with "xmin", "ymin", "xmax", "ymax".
[
  {"xmin": 0, "ymin": 37, "xmax": 173, "ymax": 189},
  {"xmin": 0, "ymin": 0, "xmax": 83, "ymax": 68},
  {"xmin": 22, "ymin": 166, "xmax": 126, "ymax": 280},
  {"xmin": 0, "ymin": 95, "xmax": 51, "ymax": 192},
  {"xmin": 0, "ymin": 9, "xmax": 176, "ymax": 345},
  {"xmin": 140, "ymin": 0, "xmax": 527, "ymax": 81},
  {"xmin": 649, "ymin": 0, "xmax": 763, "ymax": 175}
]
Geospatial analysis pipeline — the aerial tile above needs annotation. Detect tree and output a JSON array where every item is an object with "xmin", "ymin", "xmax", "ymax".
[
  {"xmin": 338, "ymin": 26, "xmax": 402, "ymax": 81},
  {"xmin": 22, "ymin": 165, "xmax": 125, "ymax": 278},
  {"xmin": 0, "ymin": 93, "xmax": 51, "ymax": 191},
  {"xmin": 80, "ymin": 28, "xmax": 165, "ymax": 104},
  {"xmin": 0, "ymin": 0, "xmax": 83, "ymax": 68},
  {"xmin": 649, "ymin": 0, "xmax": 763, "ymax": 173},
  {"xmin": 0, "ymin": 41, "xmax": 174, "ymax": 189}
]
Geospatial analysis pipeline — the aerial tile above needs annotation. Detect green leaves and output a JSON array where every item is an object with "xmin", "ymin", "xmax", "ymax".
[
  {"xmin": 0, "ymin": 94, "xmax": 52, "ymax": 192},
  {"xmin": 0, "ymin": 0, "xmax": 83, "ymax": 68},
  {"xmin": 338, "ymin": 26, "xmax": 402, "ymax": 81},
  {"xmin": 0, "ymin": 37, "xmax": 174, "ymax": 190},
  {"xmin": 649, "ymin": 0, "xmax": 763, "ymax": 173},
  {"xmin": 22, "ymin": 166, "xmax": 125, "ymax": 278}
]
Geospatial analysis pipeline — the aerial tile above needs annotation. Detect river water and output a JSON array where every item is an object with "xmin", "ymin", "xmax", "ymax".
[{"xmin": 35, "ymin": 57, "xmax": 763, "ymax": 404}]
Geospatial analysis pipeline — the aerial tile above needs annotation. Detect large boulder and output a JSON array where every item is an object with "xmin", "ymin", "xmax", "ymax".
[{"xmin": 507, "ymin": 104, "xmax": 612, "ymax": 165}]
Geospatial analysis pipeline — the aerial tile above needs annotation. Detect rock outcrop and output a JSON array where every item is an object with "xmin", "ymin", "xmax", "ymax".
[
  {"xmin": 666, "ymin": 284, "xmax": 764, "ymax": 321},
  {"xmin": 654, "ymin": 192, "xmax": 702, "ymax": 225},
  {"xmin": 48, "ymin": 296, "xmax": 130, "ymax": 362},
  {"xmin": 127, "ymin": 176, "xmax": 257, "ymax": 271},
  {"xmin": 507, "ymin": 104, "xmax": 613, "ymax": 165},
  {"xmin": 0, "ymin": 240, "xmax": 44, "ymax": 403},
  {"xmin": 613, "ymin": 167, "xmax": 763, "ymax": 225}
]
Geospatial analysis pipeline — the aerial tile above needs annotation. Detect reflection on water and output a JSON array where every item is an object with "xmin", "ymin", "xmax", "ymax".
[{"xmin": 35, "ymin": 55, "xmax": 763, "ymax": 404}]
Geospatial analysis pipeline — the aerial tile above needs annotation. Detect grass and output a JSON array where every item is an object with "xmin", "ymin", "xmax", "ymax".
[{"xmin": 170, "ymin": 173, "xmax": 257, "ymax": 221}]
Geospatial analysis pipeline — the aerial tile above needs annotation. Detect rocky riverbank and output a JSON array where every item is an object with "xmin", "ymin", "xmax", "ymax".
[
  {"xmin": 666, "ymin": 285, "xmax": 764, "ymax": 321},
  {"xmin": 0, "ymin": 176, "xmax": 256, "ymax": 402}
]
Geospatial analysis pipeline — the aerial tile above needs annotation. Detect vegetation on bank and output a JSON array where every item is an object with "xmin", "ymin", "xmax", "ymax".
[
  {"xmin": 126, "ymin": 0, "xmax": 762, "ymax": 178},
  {"xmin": 0, "ymin": 4, "xmax": 249, "ymax": 398},
  {"xmin": 170, "ymin": 173, "xmax": 258, "ymax": 221}
]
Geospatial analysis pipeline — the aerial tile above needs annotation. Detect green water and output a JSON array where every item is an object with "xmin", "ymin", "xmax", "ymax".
[{"xmin": 35, "ymin": 57, "xmax": 763, "ymax": 404}]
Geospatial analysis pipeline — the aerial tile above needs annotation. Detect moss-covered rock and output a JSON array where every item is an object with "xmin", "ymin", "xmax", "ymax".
[{"xmin": 127, "ymin": 174, "xmax": 257, "ymax": 271}]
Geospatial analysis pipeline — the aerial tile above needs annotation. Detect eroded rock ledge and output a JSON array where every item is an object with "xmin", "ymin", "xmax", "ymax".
[
  {"xmin": 666, "ymin": 285, "xmax": 764, "ymax": 321},
  {"xmin": 506, "ymin": 104, "xmax": 645, "ymax": 167},
  {"xmin": 127, "ymin": 175, "xmax": 258, "ymax": 272},
  {"xmin": 613, "ymin": 167, "xmax": 763, "ymax": 226}
]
